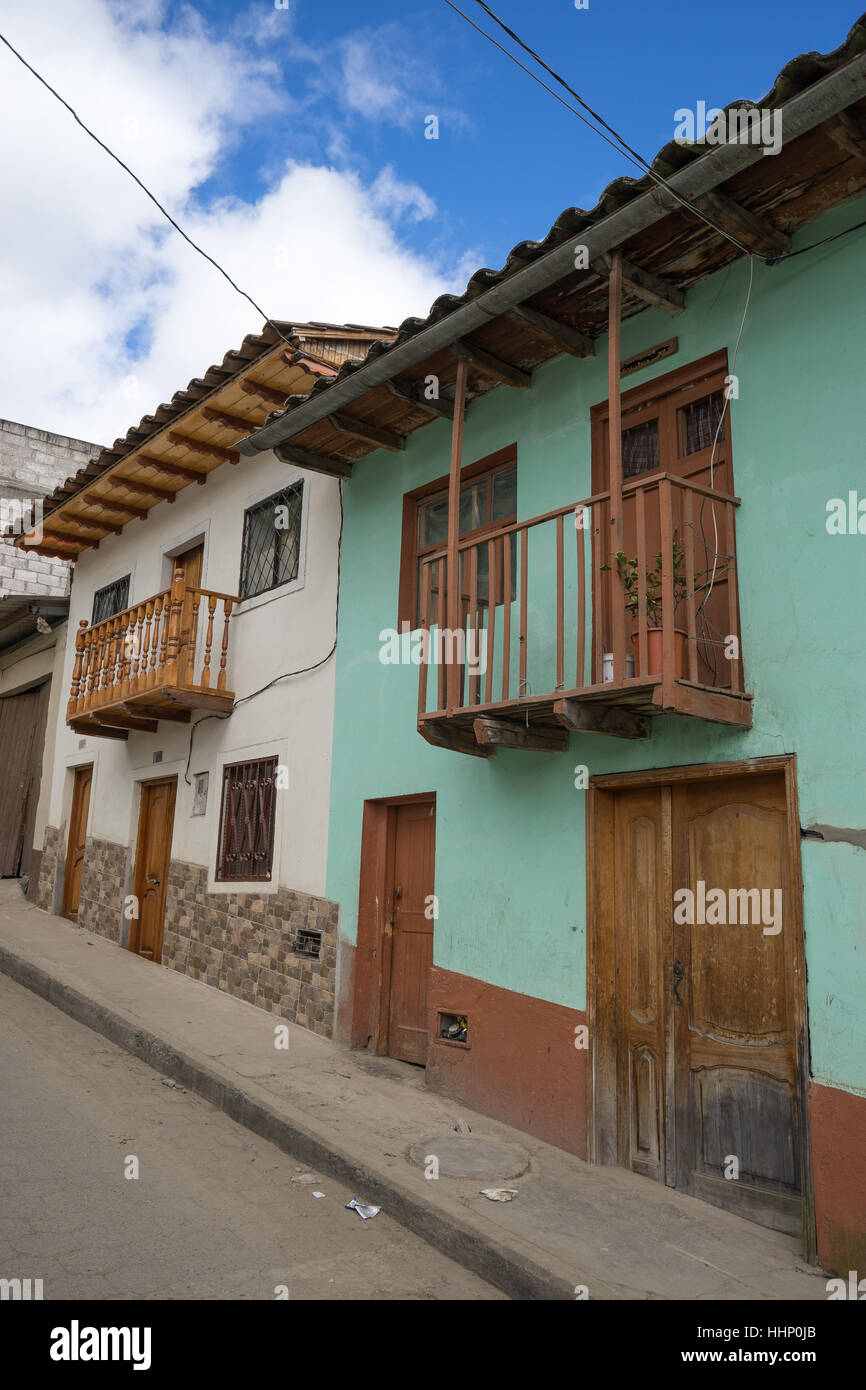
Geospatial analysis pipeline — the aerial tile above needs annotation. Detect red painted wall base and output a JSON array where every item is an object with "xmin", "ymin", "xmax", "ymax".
[{"xmin": 809, "ymin": 1080, "xmax": 866, "ymax": 1275}]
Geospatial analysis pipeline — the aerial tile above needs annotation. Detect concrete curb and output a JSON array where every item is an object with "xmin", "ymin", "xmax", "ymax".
[{"xmin": 0, "ymin": 942, "xmax": 576, "ymax": 1301}]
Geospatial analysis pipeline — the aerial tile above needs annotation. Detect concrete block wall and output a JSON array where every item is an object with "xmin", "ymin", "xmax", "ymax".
[{"xmin": 0, "ymin": 417, "xmax": 103, "ymax": 598}]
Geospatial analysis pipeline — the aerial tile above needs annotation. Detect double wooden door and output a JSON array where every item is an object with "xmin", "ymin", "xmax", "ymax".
[
  {"xmin": 594, "ymin": 771, "xmax": 804, "ymax": 1235},
  {"xmin": 0, "ymin": 681, "xmax": 52, "ymax": 878},
  {"xmin": 130, "ymin": 778, "xmax": 177, "ymax": 963}
]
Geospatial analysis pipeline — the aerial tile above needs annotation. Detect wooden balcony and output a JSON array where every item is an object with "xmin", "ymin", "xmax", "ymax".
[
  {"xmin": 417, "ymin": 472, "xmax": 752, "ymax": 756},
  {"xmin": 67, "ymin": 567, "xmax": 237, "ymax": 739}
]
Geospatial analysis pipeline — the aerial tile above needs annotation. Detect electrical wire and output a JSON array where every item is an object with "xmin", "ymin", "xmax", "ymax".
[
  {"xmin": 442, "ymin": 0, "xmax": 774, "ymax": 261},
  {"xmin": 0, "ymin": 29, "xmax": 296, "ymax": 351},
  {"xmin": 183, "ymin": 479, "xmax": 344, "ymax": 784}
]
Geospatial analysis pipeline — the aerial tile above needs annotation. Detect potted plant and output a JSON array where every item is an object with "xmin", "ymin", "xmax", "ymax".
[{"xmin": 601, "ymin": 541, "xmax": 691, "ymax": 678}]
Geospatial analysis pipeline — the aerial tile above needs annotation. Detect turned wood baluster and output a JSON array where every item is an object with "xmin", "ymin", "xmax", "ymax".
[
  {"xmin": 69, "ymin": 621, "xmax": 86, "ymax": 716},
  {"xmin": 217, "ymin": 598, "xmax": 233, "ymax": 692},
  {"xmin": 118, "ymin": 611, "xmax": 132, "ymax": 700},
  {"xmin": 110, "ymin": 615, "xmax": 123, "ymax": 697},
  {"xmin": 200, "ymin": 595, "xmax": 217, "ymax": 688},
  {"xmin": 164, "ymin": 568, "xmax": 186, "ymax": 687},
  {"xmin": 142, "ymin": 599, "xmax": 155, "ymax": 691},
  {"xmin": 95, "ymin": 621, "xmax": 108, "ymax": 696},
  {"xmin": 81, "ymin": 627, "xmax": 94, "ymax": 710},
  {"xmin": 131, "ymin": 604, "xmax": 146, "ymax": 693}
]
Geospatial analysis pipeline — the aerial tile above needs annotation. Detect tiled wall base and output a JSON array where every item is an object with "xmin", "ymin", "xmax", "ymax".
[{"xmin": 162, "ymin": 860, "xmax": 338, "ymax": 1037}]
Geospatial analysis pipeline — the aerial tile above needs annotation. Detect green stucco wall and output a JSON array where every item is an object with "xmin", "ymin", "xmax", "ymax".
[{"xmin": 327, "ymin": 198, "xmax": 866, "ymax": 1098}]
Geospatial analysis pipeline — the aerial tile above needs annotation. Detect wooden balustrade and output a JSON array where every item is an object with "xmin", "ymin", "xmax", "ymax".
[
  {"xmin": 67, "ymin": 568, "xmax": 238, "ymax": 734},
  {"xmin": 417, "ymin": 472, "xmax": 745, "ymax": 727}
]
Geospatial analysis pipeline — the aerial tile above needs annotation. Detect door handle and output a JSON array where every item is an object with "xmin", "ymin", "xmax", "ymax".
[
  {"xmin": 673, "ymin": 959, "xmax": 685, "ymax": 1005},
  {"xmin": 147, "ymin": 874, "xmax": 160, "ymax": 886}
]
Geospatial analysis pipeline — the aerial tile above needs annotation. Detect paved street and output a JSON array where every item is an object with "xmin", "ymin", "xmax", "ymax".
[{"xmin": 0, "ymin": 975, "xmax": 503, "ymax": 1300}]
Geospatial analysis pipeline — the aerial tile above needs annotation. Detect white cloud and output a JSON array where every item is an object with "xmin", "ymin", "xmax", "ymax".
[{"xmin": 0, "ymin": 1, "xmax": 465, "ymax": 446}]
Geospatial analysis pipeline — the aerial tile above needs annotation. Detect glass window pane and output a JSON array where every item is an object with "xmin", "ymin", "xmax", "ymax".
[
  {"xmin": 622, "ymin": 420, "xmax": 659, "ymax": 478},
  {"xmin": 418, "ymin": 494, "xmax": 448, "ymax": 549},
  {"xmin": 681, "ymin": 392, "xmax": 726, "ymax": 455},
  {"xmin": 492, "ymin": 465, "xmax": 517, "ymax": 521},
  {"xmin": 459, "ymin": 479, "xmax": 487, "ymax": 534}
]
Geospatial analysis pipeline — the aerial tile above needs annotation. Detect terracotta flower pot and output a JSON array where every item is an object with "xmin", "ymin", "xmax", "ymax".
[{"xmin": 631, "ymin": 627, "xmax": 687, "ymax": 678}]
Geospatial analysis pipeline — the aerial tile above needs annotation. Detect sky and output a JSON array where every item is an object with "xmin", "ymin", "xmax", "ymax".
[{"xmin": 0, "ymin": 0, "xmax": 861, "ymax": 446}]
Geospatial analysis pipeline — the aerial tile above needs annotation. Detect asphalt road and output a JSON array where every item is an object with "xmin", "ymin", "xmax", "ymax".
[{"xmin": 0, "ymin": 974, "xmax": 503, "ymax": 1300}]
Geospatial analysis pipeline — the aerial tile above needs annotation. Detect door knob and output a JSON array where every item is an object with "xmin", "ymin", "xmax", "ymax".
[
  {"xmin": 673, "ymin": 959, "xmax": 685, "ymax": 1005},
  {"xmin": 147, "ymin": 874, "xmax": 160, "ymax": 886}
]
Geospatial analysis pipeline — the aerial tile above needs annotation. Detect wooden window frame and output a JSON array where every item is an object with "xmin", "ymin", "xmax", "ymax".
[
  {"xmin": 590, "ymin": 349, "xmax": 732, "ymax": 493},
  {"xmin": 397, "ymin": 444, "xmax": 517, "ymax": 629},
  {"xmin": 215, "ymin": 755, "xmax": 278, "ymax": 884}
]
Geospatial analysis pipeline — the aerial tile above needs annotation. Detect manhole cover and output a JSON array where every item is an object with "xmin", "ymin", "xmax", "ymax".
[{"xmin": 408, "ymin": 1134, "xmax": 530, "ymax": 1179}]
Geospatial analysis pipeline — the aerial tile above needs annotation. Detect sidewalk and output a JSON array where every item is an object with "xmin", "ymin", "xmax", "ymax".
[{"xmin": 0, "ymin": 881, "xmax": 829, "ymax": 1301}]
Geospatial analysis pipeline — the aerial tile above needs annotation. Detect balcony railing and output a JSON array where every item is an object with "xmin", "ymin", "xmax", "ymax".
[
  {"xmin": 417, "ymin": 472, "xmax": 751, "ymax": 752},
  {"xmin": 67, "ymin": 567, "xmax": 238, "ymax": 738}
]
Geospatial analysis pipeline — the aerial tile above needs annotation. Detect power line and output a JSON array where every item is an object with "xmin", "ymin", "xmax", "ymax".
[
  {"xmin": 0, "ymin": 29, "xmax": 295, "ymax": 350},
  {"xmin": 443, "ymin": 0, "xmax": 773, "ymax": 262}
]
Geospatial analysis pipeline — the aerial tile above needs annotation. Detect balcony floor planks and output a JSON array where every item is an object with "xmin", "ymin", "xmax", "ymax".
[{"xmin": 67, "ymin": 681, "xmax": 235, "ymax": 738}]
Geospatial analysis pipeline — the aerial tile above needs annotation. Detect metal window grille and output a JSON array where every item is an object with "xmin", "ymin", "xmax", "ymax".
[
  {"xmin": 239, "ymin": 481, "xmax": 303, "ymax": 601},
  {"xmin": 91, "ymin": 574, "xmax": 130, "ymax": 626},
  {"xmin": 215, "ymin": 757, "xmax": 278, "ymax": 882},
  {"xmin": 294, "ymin": 929, "xmax": 321, "ymax": 959}
]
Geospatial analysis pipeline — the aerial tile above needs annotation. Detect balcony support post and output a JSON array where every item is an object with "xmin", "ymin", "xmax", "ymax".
[
  {"xmin": 607, "ymin": 249, "xmax": 626, "ymax": 685},
  {"xmin": 446, "ymin": 357, "xmax": 469, "ymax": 714},
  {"xmin": 164, "ymin": 566, "xmax": 186, "ymax": 687}
]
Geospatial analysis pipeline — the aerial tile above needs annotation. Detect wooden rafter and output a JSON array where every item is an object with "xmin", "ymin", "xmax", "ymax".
[
  {"xmin": 326, "ymin": 413, "xmax": 405, "ymax": 453},
  {"xmin": 109, "ymin": 477, "xmax": 177, "ymax": 503},
  {"xmin": 83, "ymin": 498, "xmax": 148, "ymax": 521},
  {"xmin": 592, "ymin": 252, "xmax": 685, "ymax": 315},
  {"xmin": 508, "ymin": 304, "xmax": 595, "ymax": 358},
  {"xmin": 167, "ymin": 433, "xmax": 239, "ymax": 464},
  {"xmin": 824, "ymin": 108, "xmax": 866, "ymax": 162},
  {"xmin": 64, "ymin": 509, "xmax": 123, "ymax": 536},
  {"xmin": 473, "ymin": 716, "xmax": 569, "ymax": 751},
  {"xmin": 452, "ymin": 338, "xmax": 532, "ymax": 389},
  {"xmin": 384, "ymin": 377, "xmax": 455, "ymax": 421},
  {"xmin": 274, "ymin": 442, "xmax": 352, "ymax": 478},
  {"xmin": 201, "ymin": 406, "xmax": 261, "ymax": 432},
  {"xmin": 139, "ymin": 454, "xmax": 207, "ymax": 485},
  {"xmin": 238, "ymin": 377, "xmax": 290, "ymax": 408}
]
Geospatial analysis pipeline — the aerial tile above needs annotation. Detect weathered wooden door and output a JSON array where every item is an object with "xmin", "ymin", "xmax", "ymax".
[
  {"xmin": 130, "ymin": 778, "xmax": 177, "ymax": 964},
  {"xmin": 174, "ymin": 543, "xmax": 204, "ymax": 685},
  {"xmin": 0, "ymin": 681, "xmax": 51, "ymax": 877},
  {"xmin": 386, "ymin": 799, "xmax": 435, "ymax": 1065},
  {"xmin": 604, "ymin": 771, "xmax": 802, "ymax": 1234},
  {"xmin": 61, "ymin": 764, "xmax": 93, "ymax": 920}
]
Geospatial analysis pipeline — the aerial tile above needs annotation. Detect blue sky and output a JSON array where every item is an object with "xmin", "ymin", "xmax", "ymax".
[
  {"xmin": 1, "ymin": 0, "xmax": 861, "ymax": 442},
  {"xmin": 191, "ymin": 0, "xmax": 862, "ymax": 274}
]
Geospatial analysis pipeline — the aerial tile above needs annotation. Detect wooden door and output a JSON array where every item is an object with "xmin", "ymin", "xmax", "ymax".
[
  {"xmin": 130, "ymin": 778, "xmax": 177, "ymax": 964},
  {"xmin": 386, "ymin": 800, "xmax": 435, "ymax": 1064},
  {"xmin": 61, "ymin": 764, "xmax": 93, "ymax": 920},
  {"xmin": 602, "ymin": 771, "xmax": 802, "ymax": 1234},
  {"xmin": 0, "ymin": 681, "xmax": 51, "ymax": 877},
  {"xmin": 173, "ymin": 543, "xmax": 203, "ymax": 685}
]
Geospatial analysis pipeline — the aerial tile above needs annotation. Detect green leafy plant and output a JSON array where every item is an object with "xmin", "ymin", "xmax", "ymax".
[{"xmin": 601, "ymin": 540, "xmax": 691, "ymax": 623}]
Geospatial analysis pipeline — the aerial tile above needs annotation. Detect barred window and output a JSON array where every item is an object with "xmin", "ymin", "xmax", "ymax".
[
  {"xmin": 91, "ymin": 574, "xmax": 130, "ymax": 626},
  {"xmin": 239, "ymin": 481, "xmax": 304, "ymax": 601},
  {"xmin": 215, "ymin": 757, "xmax": 277, "ymax": 882}
]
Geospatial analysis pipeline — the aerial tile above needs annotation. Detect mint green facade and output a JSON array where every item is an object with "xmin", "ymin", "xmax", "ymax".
[{"xmin": 326, "ymin": 198, "xmax": 866, "ymax": 1101}]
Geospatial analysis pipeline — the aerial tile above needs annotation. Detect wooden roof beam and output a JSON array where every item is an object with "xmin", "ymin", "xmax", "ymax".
[
  {"xmin": 651, "ymin": 185, "xmax": 791, "ymax": 258},
  {"xmin": 326, "ymin": 413, "xmax": 405, "ymax": 453},
  {"xmin": 81, "ymin": 498, "xmax": 149, "ymax": 521},
  {"xmin": 20, "ymin": 538, "xmax": 84, "ymax": 558},
  {"xmin": 473, "ymin": 716, "xmax": 569, "ymax": 752},
  {"xmin": 507, "ymin": 304, "xmax": 595, "ymax": 358},
  {"xmin": 274, "ymin": 442, "xmax": 353, "ymax": 478},
  {"xmin": 451, "ymin": 338, "xmax": 533, "ymax": 389},
  {"xmin": 201, "ymin": 406, "xmax": 262, "ymax": 433},
  {"xmin": 166, "ymin": 433, "xmax": 239, "ymax": 464},
  {"xmin": 58, "ymin": 511, "xmax": 123, "ymax": 538},
  {"xmin": 824, "ymin": 108, "xmax": 866, "ymax": 162},
  {"xmin": 110, "ymin": 478, "xmax": 176, "ymax": 503},
  {"xmin": 591, "ymin": 253, "xmax": 685, "ymax": 315},
  {"xmin": 238, "ymin": 378, "xmax": 290, "ymax": 408},
  {"xmin": 139, "ymin": 454, "xmax": 207, "ymax": 485},
  {"xmin": 384, "ymin": 377, "xmax": 455, "ymax": 421}
]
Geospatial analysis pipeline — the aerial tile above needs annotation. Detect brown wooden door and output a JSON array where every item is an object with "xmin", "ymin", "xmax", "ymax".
[
  {"xmin": 173, "ymin": 544, "xmax": 204, "ymax": 685},
  {"xmin": 130, "ymin": 778, "xmax": 177, "ymax": 964},
  {"xmin": 607, "ymin": 772, "xmax": 802, "ymax": 1234},
  {"xmin": 386, "ymin": 800, "xmax": 435, "ymax": 1065},
  {"xmin": 61, "ymin": 764, "xmax": 93, "ymax": 920},
  {"xmin": 0, "ymin": 681, "xmax": 51, "ymax": 877}
]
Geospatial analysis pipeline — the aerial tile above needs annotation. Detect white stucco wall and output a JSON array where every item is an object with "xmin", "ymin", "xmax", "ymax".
[{"xmin": 44, "ymin": 451, "xmax": 340, "ymax": 898}]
